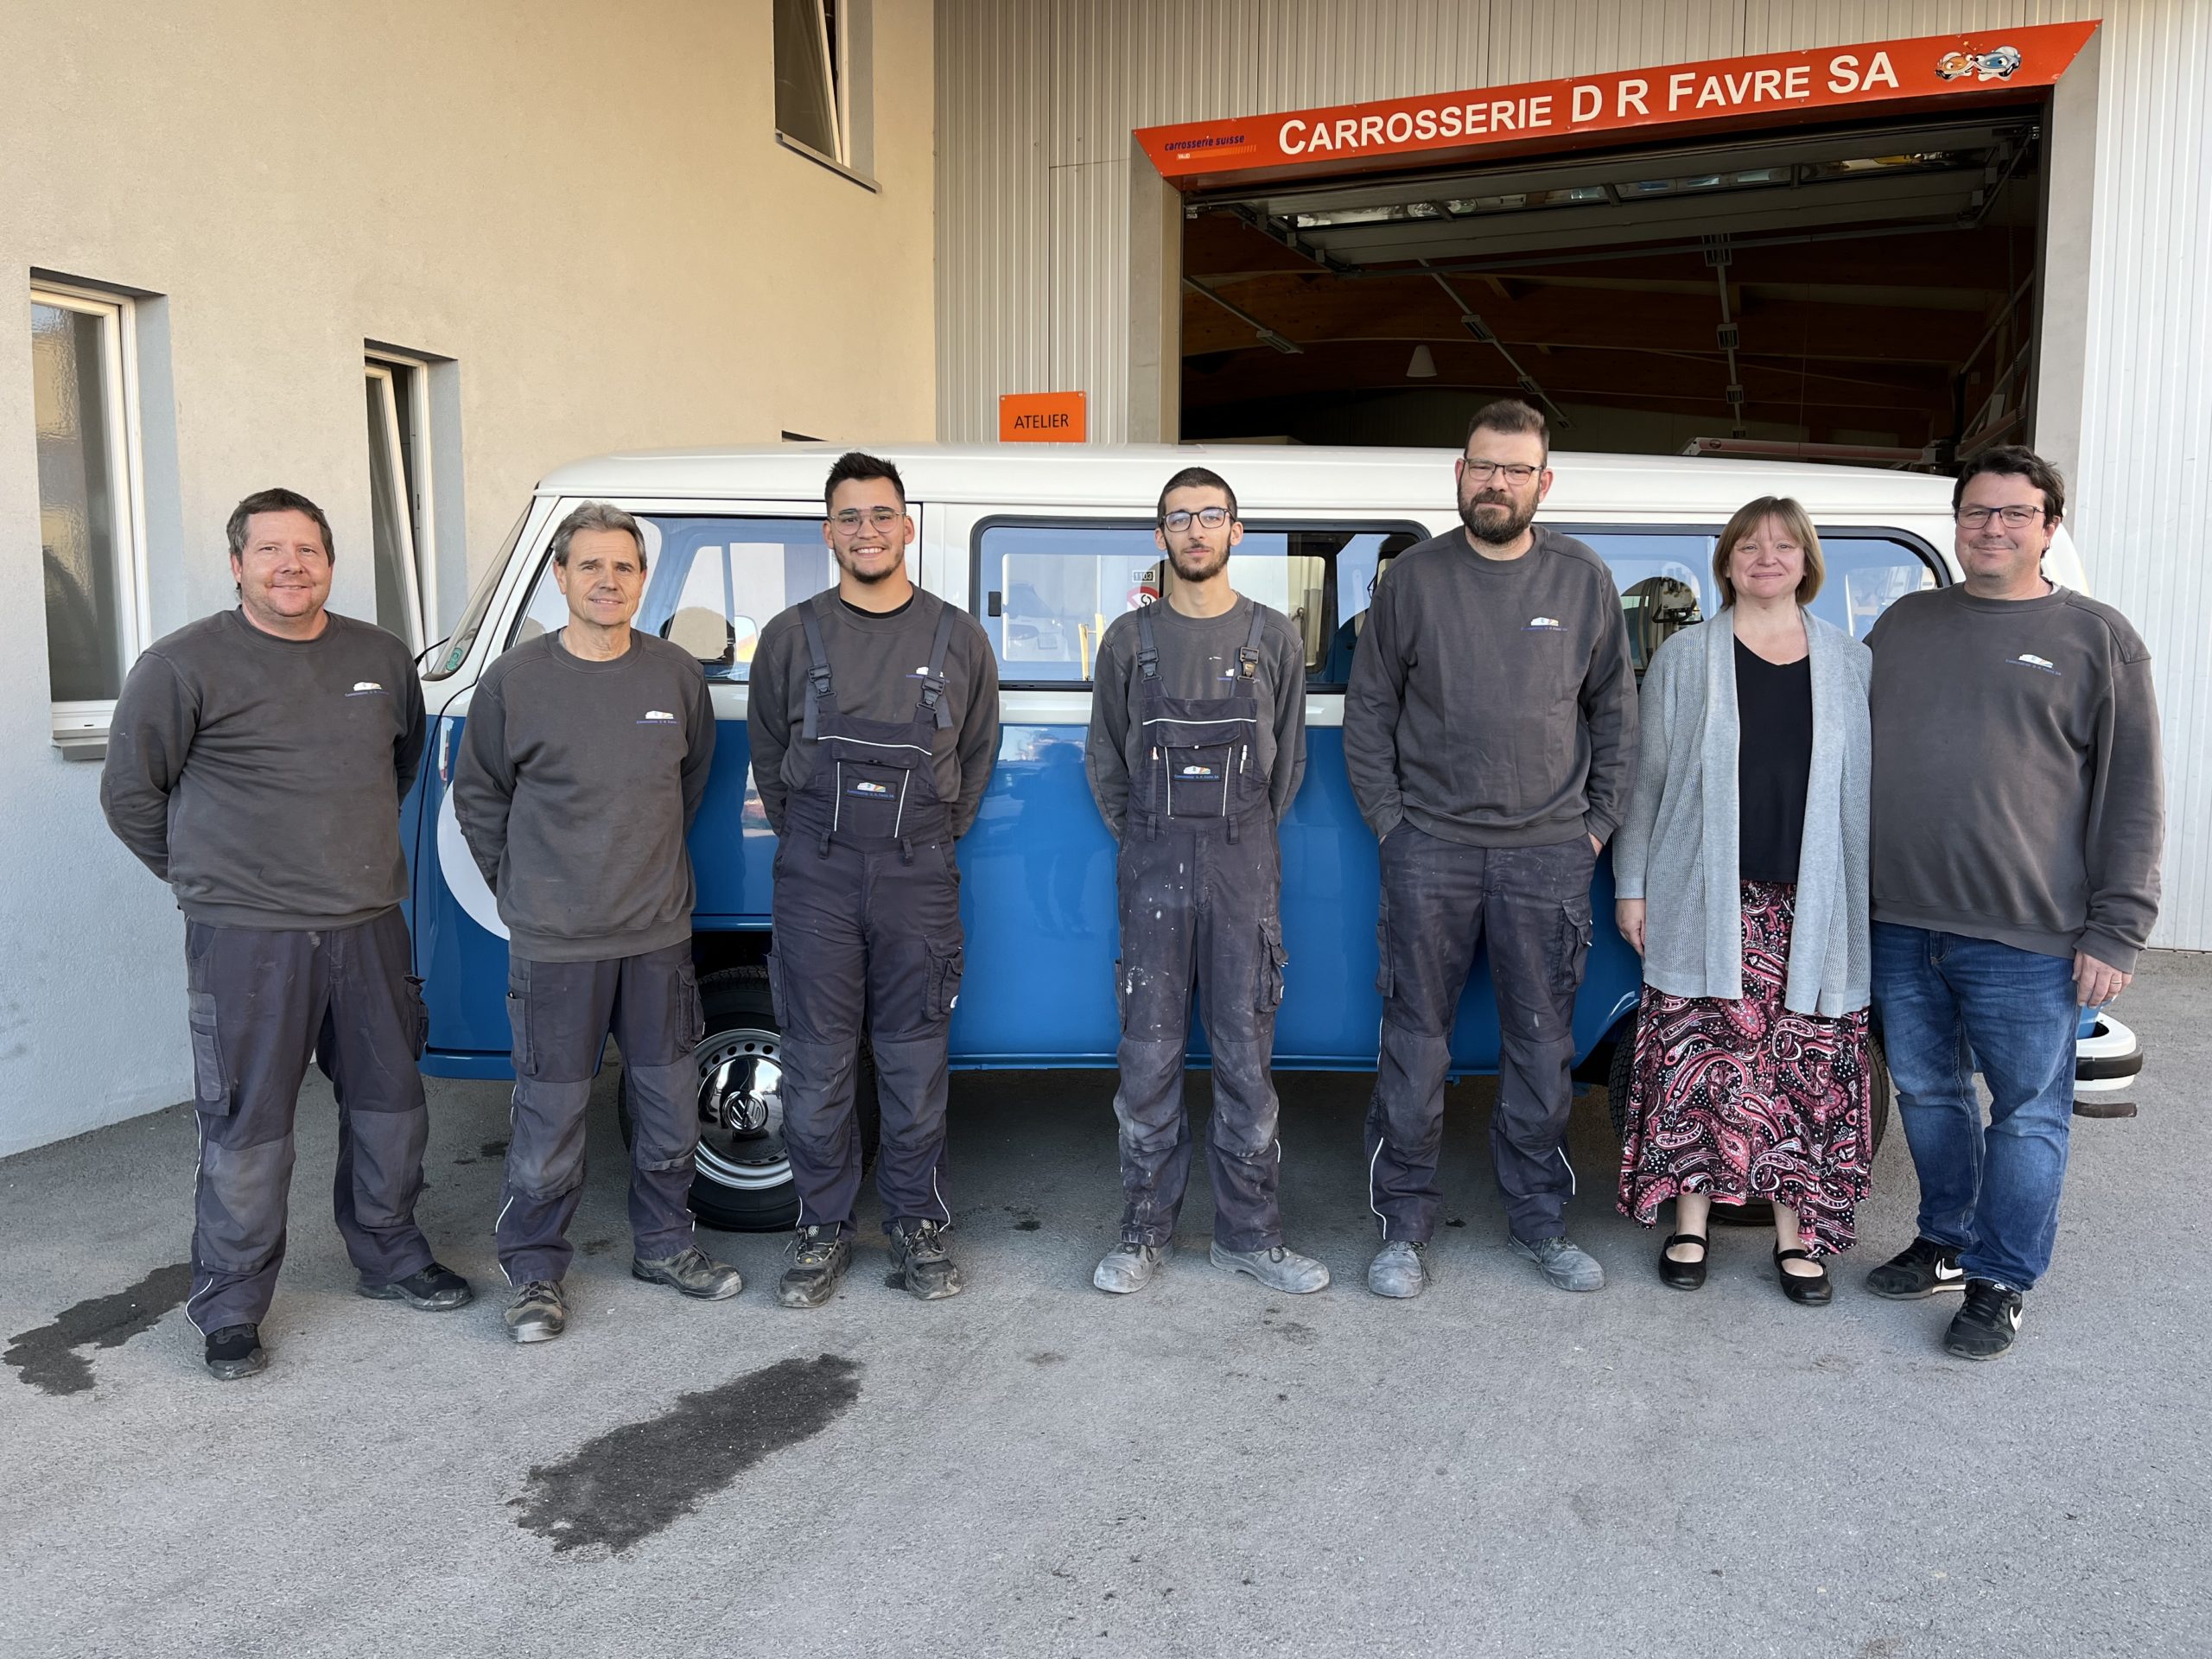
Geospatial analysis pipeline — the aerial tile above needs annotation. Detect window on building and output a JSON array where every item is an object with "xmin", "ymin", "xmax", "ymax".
[
  {"xmin": 33, "ymin": 281, "xmax": 146, "ymax": 728},
  {"xmin": 974, "ymin": 520, "xmax": 1425, "ymax": 689},
  {"xmin": 365, "ymin": 353, "xmax": 436, "ymax": 651},
  {"xmin": 774, "ymin": 0, "xmax": 845, "ymax": 162},
  {"xmin": 511, "ymin": 512, "xmax": 842, "ymax": 682}
]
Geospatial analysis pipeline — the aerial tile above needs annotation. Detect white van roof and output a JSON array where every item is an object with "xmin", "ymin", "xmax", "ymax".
[{"xmin": 536, "ymin": 442, "xmax": 1959, "ymax": 523}]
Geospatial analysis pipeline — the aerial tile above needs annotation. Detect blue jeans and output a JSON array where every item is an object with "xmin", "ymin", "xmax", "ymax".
[{"xmin": 1871, "ymin": 924, "xmax": 2078, "ymax": 1291}]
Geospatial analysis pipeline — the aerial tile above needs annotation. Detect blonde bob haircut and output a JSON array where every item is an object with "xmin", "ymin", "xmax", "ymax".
[{"xmin": 1713, "ymin": 495, "xmax": 1824, "ymax": 609}]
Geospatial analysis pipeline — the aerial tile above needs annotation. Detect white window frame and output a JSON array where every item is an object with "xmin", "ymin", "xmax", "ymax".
[
  {"xmin": 365, "ymin": 352, "xmax": 437, "ymax": 651},
  {"xmin": 773, "ymin": 0, "xmax": 876, "ymax": 188},
  {"xmin": 35, "ymin": 280, "xmax": 150, "ymax": 748}
]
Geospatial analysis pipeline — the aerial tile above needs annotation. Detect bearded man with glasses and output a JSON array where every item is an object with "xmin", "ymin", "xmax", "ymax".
[
  {"xmin": 1344, "ymin": 399, "xmax": 1637, "ymax": 1300},
  {"xmin": 746, "ymin": 452, "xmax": 1001, "ymax": 1306},
  {"xmin": 1861, "ymin": 445, "xmax": 2164, "ymax": 1361}
]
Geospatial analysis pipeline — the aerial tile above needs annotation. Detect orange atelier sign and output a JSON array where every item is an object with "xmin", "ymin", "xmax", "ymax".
[
  {"xmin": 1135, "ymin": 21, "xmax": 2099, "ymax": 188},
  {"xmin": 1000, "ymin": 391, "xmax": 1087, "ymax": 442}
]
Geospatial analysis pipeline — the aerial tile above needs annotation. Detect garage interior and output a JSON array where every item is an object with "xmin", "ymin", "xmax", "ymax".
[{"xmin": 1177, "ymin": 109, "xmax": 2046, "ymax": 465}]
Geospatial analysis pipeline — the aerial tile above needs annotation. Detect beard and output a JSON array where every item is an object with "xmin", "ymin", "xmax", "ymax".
[
  {"xmin": 1459, "ymin": 488, "xmax": 1537, "ymax": 548},
  {"xmin": 1168, "ymin": 541, "xmax": 1230, "ymax": 584},
  {"xmin": 835, "ymin": 547, "xmax": 901, "ymax": 584}
]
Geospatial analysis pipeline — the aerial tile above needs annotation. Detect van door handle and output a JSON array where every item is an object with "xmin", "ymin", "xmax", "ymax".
[{"xmin": 988, "ymin": 590, "xmax": 1003, "ymax": 616}]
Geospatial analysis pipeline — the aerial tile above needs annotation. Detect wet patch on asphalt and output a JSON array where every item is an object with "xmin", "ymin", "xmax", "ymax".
[
  {"xmin": 4, "ymin": 1262, "xmax": 194, "ymax": 1395},
  {"xmin": 509, "ymin": 1352, "xmax": 862, "ymax": 1554},
  {"xmin": 1004, "ymin": 1204, "xmax": 1041, "ymax": 1231}
]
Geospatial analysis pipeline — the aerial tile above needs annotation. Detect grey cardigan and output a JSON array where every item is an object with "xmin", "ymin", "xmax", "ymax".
[{"xmin": 1611, "ymin": 610, "xmax": 1872, "ymax": 1016}]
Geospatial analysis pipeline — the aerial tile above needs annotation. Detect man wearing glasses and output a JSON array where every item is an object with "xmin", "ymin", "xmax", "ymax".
[
  {"xmin": 1862, "ymin": 446, "xmax": 2163, "ymax": 1361},
  {"xmin": 1081, "ymin": 467, "xmax": 1324, "ymax": 1296},
  {"xmin": 747, "ymin": 453, "xmax": 1001, "ymax": 1306},
  {"xmin": 1345, "ymin": 399, "xmax": 1637, "ymax": 1299}
]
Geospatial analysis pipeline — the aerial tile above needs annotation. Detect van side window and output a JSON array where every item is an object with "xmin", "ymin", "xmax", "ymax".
[
  {"xmin": 974, "ymin": 520, "xmax": 1422, "ymax": 689},
  {"xmin": 508, "ymin": 513, "xmax": 835, "ymax": 680}
]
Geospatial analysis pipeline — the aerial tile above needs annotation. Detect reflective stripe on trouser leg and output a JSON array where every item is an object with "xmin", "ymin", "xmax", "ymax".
[
  {"xmin": 1484, "ymin": 842, "xmax": 1592, "ymax": 1244},
  {"xmin": 865, "ymin": 842, "xmax": 963, "ymax": 1231},
  {"xmin": 318, "ymin": 909, "xmax": 436, "ymax": 1287},
  {"xmin": 611, "ymin": 943, "xmax": 703, "ymax": 1262},
  {"xmin": 495, "ymin": 1076, "xmax": 592, "ymax": 1286}
]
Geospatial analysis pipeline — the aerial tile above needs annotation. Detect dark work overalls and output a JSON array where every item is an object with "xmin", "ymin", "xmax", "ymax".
[
  {"xmin": 770, "ymin": 595, "xmax": 966, "ymax": 1239},
  {"xmin": 1111, "ymin": 605, "xmax": 1290, "ymax": 1254}
]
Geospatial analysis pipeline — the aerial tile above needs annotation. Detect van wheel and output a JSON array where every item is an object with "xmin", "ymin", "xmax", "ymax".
[
  {"xmin": 616, "ymin": 966, "xmax": 879, "ymax": 1233},
  {"xmin": 1601, "ymin": 1007, "xmax": 1892, "ymax": 1230}
]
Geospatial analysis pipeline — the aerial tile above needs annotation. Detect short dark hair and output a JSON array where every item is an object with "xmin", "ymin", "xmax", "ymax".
[
  {"xmin": 825, "ymin": 451, "xmax": 906, "ymax": 513},
  {"xmin": 1465, "ymin": 397, "xmax": 1549, "ymax": 463},
  {"xmin": 550, "ymin": 500, "xmax": 647, "ymax": 569},
  {"xmin": 227, "ymin": 488, "xmax": 334, "ymax": 562},
  {"xmin": 1156, "ymin": 466, "xmax": 1238, "ymax": 524},
  {"xmin": 1953, "ymin": 444, "xmax": 2065, "ymax": 523}
]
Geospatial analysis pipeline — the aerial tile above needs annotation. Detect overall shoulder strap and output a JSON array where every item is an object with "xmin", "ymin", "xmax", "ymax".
[
  {"xmin": 799, "ymin": 595, "xmax": 836, "ymax": 742},
  {"xmin": 1237, "ymin": 601, "xmax": 1268, "ymax": 679},
  {"xmin": 1135, "ymin": 607, "xmax": 1160, "ymax": 679},
  {"xmin": 916, "ymin": 604, "xmax": 959, "ymax": 729}
]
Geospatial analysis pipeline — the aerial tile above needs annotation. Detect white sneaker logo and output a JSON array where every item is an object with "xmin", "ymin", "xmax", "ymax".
[
  {"xmin": 2006, "ymin": 1305, "xmax": 2024, "ymax": 1330},
  {"xmin": 1934, "ymin": 1262, "xmax": 1964, "ymax": 1281}
]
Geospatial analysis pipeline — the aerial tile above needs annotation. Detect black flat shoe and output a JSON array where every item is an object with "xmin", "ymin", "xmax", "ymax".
[
  {"xmin": 1774, "ymin": 1248, "xmax": 1832, "ymax": 1306},
  {"xmin": 1657, "ymin": 1233, "xmax": 1708, "ymax": 1291}
]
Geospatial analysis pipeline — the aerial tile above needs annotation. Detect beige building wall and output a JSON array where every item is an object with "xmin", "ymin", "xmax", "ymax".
[{"xmin": 0, "ymin": 0, "xmax": 937, "ymax": 1154}]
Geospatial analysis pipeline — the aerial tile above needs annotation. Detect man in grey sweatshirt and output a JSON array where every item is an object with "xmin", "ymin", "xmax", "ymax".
[
  {"xmin": 100, "ymin": 488, "xmax": 473, "ymax": 1382},
  {"xmin": 1863, "ymin": 447, "xmax": 2164, "ymax": 1362},
  {"xmin": 453, "ymin": 502, "xmax": 741, "ymax": 1343},
  {"xmin": 1345, "ymin": 399, "xmax": 1637, "ymax": 1300}
]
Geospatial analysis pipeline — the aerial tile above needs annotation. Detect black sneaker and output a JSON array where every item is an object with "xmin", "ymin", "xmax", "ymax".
[
  {"xmin": 1863, "ymin": 1236, "xmax": 1966, "ymax": 1300},
  {"xmin": 1945, "ymin": 1279, "xmax": 2024, "ymax": 1361},
  {"xmin": 358, "ymin": 1261, "xmax": 474, "ymax": 1311},
  {"xmin": 886, "ymin": 1218, "xmax": 964, "ymax": 1300},
  {"xmin": 777, "ymin": 1224, "xmax": 852, "ymax": 1309},
  {"xmin": 205, "ymin": 1324, "xmax": 268, "ymax": 1382}
]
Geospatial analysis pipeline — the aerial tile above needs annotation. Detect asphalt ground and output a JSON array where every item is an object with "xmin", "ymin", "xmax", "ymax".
[{"xmin": 3, "ymin": 954, "xmax": 2206, "ymax": 1659}]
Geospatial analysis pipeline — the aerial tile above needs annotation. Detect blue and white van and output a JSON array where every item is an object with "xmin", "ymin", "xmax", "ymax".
[{"xmin": 404, "ymin": 443, "xmax": 2125, "ymax": 1227}]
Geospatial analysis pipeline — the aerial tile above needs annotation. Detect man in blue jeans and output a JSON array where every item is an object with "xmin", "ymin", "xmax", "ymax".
[{"xmin": 1865, "ymin": 446, "xmax": 2164, "ymax": 1360}]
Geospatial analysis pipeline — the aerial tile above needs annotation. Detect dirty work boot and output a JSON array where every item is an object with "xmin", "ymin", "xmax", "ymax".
[
  {"xmin": 886, "ymin": 1219, "xmax": 964, "ymax": 1300},
  {"xmin": 357, "ymin": 1261, "xmax": 474, "ymax": 1311},
  {"xmin": 1367, "ymin": 1240, "xmax": 1429, "ymax": 1300},
  {"xmin": 632, "ymin": 1246, "xmax": 744, "ymax": 1301},
  {"xmin": 505, "ymin": 1281, "xmax": 568, "ymax": 1344},
  {"xmin": 777, "ymin": 1224, "xmax": 853, "ymax": 1309},
  {"xmin": 1094, "ymin": 1238, "xmax": 1170, "ymax": 1294},
  {"xmin": 1510, "ymin": 1234, "xmax": 1605, "ymax": 1292},
  {"xmin": 1211, "ymin": 1243, "xmax": 1331, "ymax": 1294},
  {"xmin": 204, "ymin": 1324, "xmax": 268, "ymax": 1381}
]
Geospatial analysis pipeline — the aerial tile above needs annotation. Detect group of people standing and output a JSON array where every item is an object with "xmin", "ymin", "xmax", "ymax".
[{"xmin": 98, "ymin": 398, "xmax": 2162, "ymax": 1381}]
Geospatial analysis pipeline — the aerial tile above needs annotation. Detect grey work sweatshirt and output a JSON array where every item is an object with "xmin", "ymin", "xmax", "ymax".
[
  {"xmin": 1084, "ymin": 594, "xmax": 1308, "ymax": 839},
  {"xmin": 747, "ymin": 589, "xmax": 1001, "ymax": 838},
  {"xmin": 451, "ymin": 630, "xmax": 716, "ymax": 963},
  {"xmin": 1867, "ymin": 583, "xmax": 2164, "ymax": 972},
  {"xmin": 100, "ymin": 608, "xmax": 426, "ymax": 929},
  {"xmin": 1344, "ymin": 525, "xmax": 1637, "ymax": 848}
]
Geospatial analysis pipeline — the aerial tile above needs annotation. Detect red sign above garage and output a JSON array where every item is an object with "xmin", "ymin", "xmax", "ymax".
[{"xmin": 1135, "ymin": 21, "xmax": 2099, "ymax": 189}]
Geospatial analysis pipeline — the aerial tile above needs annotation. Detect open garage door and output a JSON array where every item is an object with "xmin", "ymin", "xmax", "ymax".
[{"xmin": 1178, "ymin": 111, "xmax": 2044, "ymax": 464}]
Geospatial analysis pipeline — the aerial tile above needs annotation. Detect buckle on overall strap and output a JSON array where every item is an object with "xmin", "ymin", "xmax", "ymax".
[
  {"xmin": 1236, "ymin": 601, "xmax": 1267, "ymax": 679},
  {"xmin": 799, "ymin": 601, "xmax": 836, "ymax": 743},
  {"xmin": 917, "ymin": 607, "xmax": 958, "ymax": 730},
  {"xmin": 1135, "ymin": 607, "xmax": 1161, "ymax": 681}
]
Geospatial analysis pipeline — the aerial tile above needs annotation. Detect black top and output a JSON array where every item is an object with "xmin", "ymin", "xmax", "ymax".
[{"xmin": 1735, "ymin": 636, "xmax": 1813, "ymax": 883}]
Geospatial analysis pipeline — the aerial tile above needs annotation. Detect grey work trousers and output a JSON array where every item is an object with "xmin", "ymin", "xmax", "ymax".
[
  {"xmin": 183, "ymin": 910, "xmax": 435, "ymax": 1334},
  {"xmin": 1364, "ymin": 826, "xmax": 1596, "ymax": 1244},
  {"xmin": 769, "ymin": 836, "xmax": 964, "ymax": 1239},
  {"xmin": 495, "ymin": 942, "xmax": 704, "ymax": 1285},
  {"xmin": 1111, "ymin": 810, "xmax": 1290, "ymax": 1252}
]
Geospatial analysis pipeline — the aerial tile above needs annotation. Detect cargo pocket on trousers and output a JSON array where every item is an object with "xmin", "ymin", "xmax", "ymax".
[
  {"xmin": 1551, "ymin": 894, "xmax": 1595, "ymax": 997},
  {"xmin": 505, "ymin": 968, "xmax": 533, "ymax": 1078},
  {"xmin": 927, "ymin": 943, "xmax": 966, "ymax": 1020},
  {"xmin": 1256, "ymin": 918, "xmax": 1288, "ymax": 1014},
  {"xmin": 673, "ymin": 958, "xmax": 705, "ymax": 1051},
  {"xmin": 765, "ymin": 950, "xmax": 787, "ymax": 1029},
  {"xmin": 187, "ymin": 991, "xmax": 232, "ymax": 1114},
  {"xmin": 1374, "ymin": 891, "xmax": 1395, "ymax": 999},
  {"xmin": 404, "ymin": 974, "xmax": 430, "ymax": 1060},
  {"xmin": 1112, "ymin": 957, "xmax": 1129, "ymax": 1033}
]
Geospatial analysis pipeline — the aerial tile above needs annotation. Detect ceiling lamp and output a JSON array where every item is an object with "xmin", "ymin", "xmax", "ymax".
[{"xmin": 1406, "ymin": 344, "xmax": 1439, "ymax": 379}]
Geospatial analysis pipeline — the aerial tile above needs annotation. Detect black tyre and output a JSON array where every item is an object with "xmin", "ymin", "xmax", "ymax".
[
  {"xmin": 1600, "ymin": 1006, "xmax": 1892, "ymax": 1230},
  {"xmin": 616, "ymin": 964, "xmax": 879, "ymax": 1233}
]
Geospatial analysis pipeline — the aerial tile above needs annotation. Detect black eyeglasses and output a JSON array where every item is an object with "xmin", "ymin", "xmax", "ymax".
[
  {"xmin": 1162, "ymin": 507, "xmax": 1231, "ymax": 531},
  {"xmin": 1955, "ymin": 505, "xmax": 2046, "ymax": 528},
  {"xmin": 1462, "ymin": 460, "xmax": 1541, "ymax": 486}
]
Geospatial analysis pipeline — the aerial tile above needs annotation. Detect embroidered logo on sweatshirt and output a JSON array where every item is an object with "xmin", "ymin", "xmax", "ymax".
[
  {"xmin": 637, "ymin": 709, "xmax": 678, "ymax": 724},
  {"xmin": 1523, "ymin": 616, "xmax": 1564, "ymax": 632},
  {"xmin": 904, "ymin": 664, "xmax": 938, "ymax": 680},
  {"xmin": 346, "ymin": 680, "xmax": 388, "ymax": 696},
  {"xmin": 2010, "ymin": 652, "xmax": 2060, "ymax": 676}
]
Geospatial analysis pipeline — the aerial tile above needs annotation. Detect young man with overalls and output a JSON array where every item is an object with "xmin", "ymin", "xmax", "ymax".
[
  {"xmin": 1082, "ymin": 467, "xmax": 1325, "ymax": 1295},
  {"xmin": 747, "ymin": 453, "xmax": 1001, "ymax": 1306}
]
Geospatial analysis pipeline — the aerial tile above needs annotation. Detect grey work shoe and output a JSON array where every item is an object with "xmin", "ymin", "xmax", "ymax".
[
  {"xmin": 357, "ymin": 1261, "xmax": 474, "ymax": 1311},
  {"xmin": 505, "ymin": 1281, "xmax": 567, "ymax": 1344},
  {"xmin": 1094, "ymin": 1239, "xmax": 1170, "ymax": 1294},
  {"xmin": 1510, "ymin": 1233, "xmax": 1605, "ymax": 1292},
  {"xmin": 1211, "ymin": 1242, "xmax": 1331, "ymax": 1294},
  {"xmin": 777, "ymin": 1224, "xmax": 852, "ymax": 1309},
  {"xmin": 1367, "ymin": 1239, "xmax": 1430, "ymax": 1300},
  {"xmin": 886, "ymin": 1219, "xmax": 964, "ymax": 1300},
  {"xmin": 632, "ymin": 1246, "xmax": 744, "ymax": 1301},
  {"xmin": 204, "ymin": 1324, "xmax": 269, "ymax": 1381}
]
